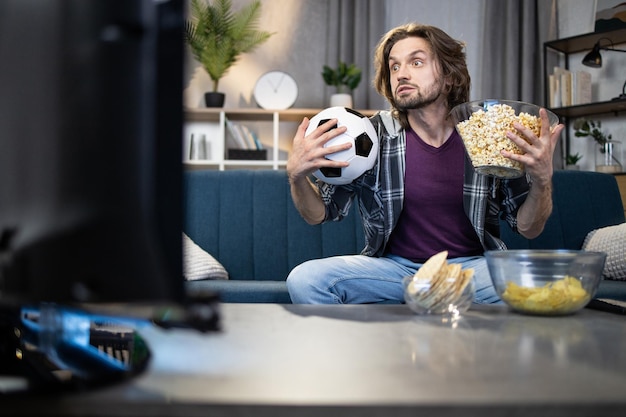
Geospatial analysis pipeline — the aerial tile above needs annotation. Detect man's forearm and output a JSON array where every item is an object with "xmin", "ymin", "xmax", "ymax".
[
  {"xmin": 289, "ymin": 176, "xmax": 326, "ymax": 225},
  {"xmin": 516, "ymin": 180, "xmax": 553, "ymax": 239}
]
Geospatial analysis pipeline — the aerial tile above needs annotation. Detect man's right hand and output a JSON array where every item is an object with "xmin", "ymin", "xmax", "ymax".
[
  {"xmin": 286, "ymin": 117, "xmax": 352, "ymax": 184},
  {"xmin": 286, "ymin": 117, "xmax": 352, "ymax": 224}
]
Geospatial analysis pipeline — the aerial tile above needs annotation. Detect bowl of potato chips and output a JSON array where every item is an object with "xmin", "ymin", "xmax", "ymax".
[
  {"xmin": 485, "ymin": 250, "xmax": 606, "ymax": 315},
  {"xmin": 450, "ymin": 100, "xmax": 559, "ymax": 179},
  {"xmin": 403, "ymin": 251, "xmax": 475, "ymax": 316}
]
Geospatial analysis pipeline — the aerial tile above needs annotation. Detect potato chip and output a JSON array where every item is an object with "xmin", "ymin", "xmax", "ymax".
[
  {"xmin": 414, "ymin": 251, "xmax": 448, "ymax": 280},
  {"xmin": 407, "ymin": 251, "xmax": 474, "ymax": 311},
  {"xmin": 501, "ymin": 275, "xmax": 591, "ymax": 314}
]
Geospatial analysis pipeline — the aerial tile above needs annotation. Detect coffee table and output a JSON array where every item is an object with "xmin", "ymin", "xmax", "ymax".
[{"xmin": 2, "ymin": 303, "xmax": 626, "ymax": 416}]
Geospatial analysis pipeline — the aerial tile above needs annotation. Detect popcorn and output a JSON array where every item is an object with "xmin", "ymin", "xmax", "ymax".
[{"xmin": 455, "ymin": 103, "xmax": 542, "ymax": 178}]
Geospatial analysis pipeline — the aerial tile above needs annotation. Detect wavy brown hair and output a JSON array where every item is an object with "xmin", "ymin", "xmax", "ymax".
[{"xmin": 373, "ymin": 23, "xmax": 470, "ymax": 129}]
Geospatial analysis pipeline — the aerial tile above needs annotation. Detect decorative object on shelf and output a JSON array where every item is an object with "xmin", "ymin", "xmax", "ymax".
[
  {"xmin": 184, "ymin": 0, "xmax": 274, "ymax": 107},
  {"xmin": 322, "ymin": 61, "xmax": 362, "ymax": 108},
  {"xmin": 565, "ymin": 153, "xmax": 583, "ymax": 170},
  {"xmin": 594, "ymin": 1, "xmax": 626, "ymax": 32},
  {"xmin": 253, "ymin": 71, "xmax": 298, "ymax": 110},
  {"xmin": 596, "ymin": 141, "xmax": 623, "ymax": 173},
  {"xmin": 227, "ymin": 149, "xmax": 267, "ymax": 160},
  {"xmin": 574, "ymin": 118, "xmax": 623, "ymax": 173},
  {"xmin": 189, "ymin": 133, "xmax": 207, "ymax": 160}
]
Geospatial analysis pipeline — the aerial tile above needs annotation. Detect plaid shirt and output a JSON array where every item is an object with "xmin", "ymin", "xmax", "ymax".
[{"xmin": 317, "ymin": 110, "xmax": 531, "ymax": 257}]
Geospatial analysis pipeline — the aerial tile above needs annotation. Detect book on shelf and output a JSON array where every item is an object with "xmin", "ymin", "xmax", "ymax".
[
  {"xmin": 225, "ymin": 118, "xmax": 265, "ymax": 150},
  {"xmin": 234, "ymin": 123, "xmax": 254, "ymax": 149},
  {"xmin": 549, "ymin": 67, "xmax": 592, "ymax": 108},
  {"xmin": 225, "ymin": 117, "xmax": 247, "ymax": 149},
  {"xmin": 239, "ymin": 125, "xmax": 264, "ymax": 150},
  {"xmin": 574, "ymin": 70, "xmax": 592, "ymax": 106}
]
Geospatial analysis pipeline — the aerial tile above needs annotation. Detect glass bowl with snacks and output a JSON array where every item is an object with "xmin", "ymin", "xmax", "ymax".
[
  {"xmin": 450, "ymin": 100, "xmax": 559, "ymax": 178},
  {"xmin": 403, "ymin": 251, "xmax": 475, "ymax": 316},
  {"xmin": 485, "ymin": 250, "xmax": 606, "ymax": 316}
]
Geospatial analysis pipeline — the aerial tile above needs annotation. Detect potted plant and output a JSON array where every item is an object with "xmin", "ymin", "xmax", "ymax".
[
  {"xmin": 573, "ymin": 118, "xmax": 622, "ymax": 173},
  {"xmin": 184, "ymin": 0, "xmax": 274, "ymax": 107},
  {"xmin": 322, "ymin": 61, "xmax": 362, "ymax": 108},
  {"xmin": 573, "ymin": 119, "xmax": 612, "ymax": 146},
  {"xmin": 565, "ymin": 152, "xmax": 582, "ymax": 170}
]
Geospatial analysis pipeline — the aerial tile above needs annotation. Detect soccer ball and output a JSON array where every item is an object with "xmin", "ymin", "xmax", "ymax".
[{"xmin": 305, "ymin": 106, "xmax": 378, "ymax": 185}]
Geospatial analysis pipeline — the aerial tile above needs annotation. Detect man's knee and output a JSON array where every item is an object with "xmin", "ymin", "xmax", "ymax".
[
  {"xmin": 286, "ymin": 261, "xmax": 316, "ymax": 303},
  {"xmin": 287, "ymin": 259, "xmax": 339, "ymax": 304}
]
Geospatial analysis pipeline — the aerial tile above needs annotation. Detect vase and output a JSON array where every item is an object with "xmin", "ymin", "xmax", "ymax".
[
  {"xmin": 595, "ymin": 141, "xmax": 623, "ymax": 174},
  {"xmin": 329, "ymin": 93, "xmax": 353, "ymax": 108}
]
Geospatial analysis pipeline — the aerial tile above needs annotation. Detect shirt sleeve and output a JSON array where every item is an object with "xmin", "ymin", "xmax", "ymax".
[
  {"xmin": 499, "ymin": 175, "xmax": 531, "ymax": 232},
  {"xmin": 317, "ymin": 180, "xmax": 356, "ymax": 222}
]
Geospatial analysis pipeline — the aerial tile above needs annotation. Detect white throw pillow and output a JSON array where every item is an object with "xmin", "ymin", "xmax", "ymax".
[
  {"xmin": 182, "ymin": 233, "xmax": 229, "ymax": 281},
  {"xmin": 583, "ymin": 223, "xmax": 626, "ymax": 281}
]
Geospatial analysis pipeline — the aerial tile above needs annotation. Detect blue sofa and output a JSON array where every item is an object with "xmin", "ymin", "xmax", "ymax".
[{"xmin": 183, "ymin": 169, "xmax": 626, "ymax": 303}]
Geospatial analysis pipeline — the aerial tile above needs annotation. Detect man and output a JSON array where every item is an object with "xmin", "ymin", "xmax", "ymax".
[{"xmin": 286, "ymin": 23, "xmax": 564, "ymax": 304}]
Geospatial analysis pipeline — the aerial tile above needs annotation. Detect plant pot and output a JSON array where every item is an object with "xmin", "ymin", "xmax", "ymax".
[
  {"xmin": 205, "ymin": 92, "xmax": 225, "ymax": 108},
  {"xmin": 565, "ymin": 164, "xmax": 580, "ymax": 171},
  {"xmin": 330, "ymin": 93, "xmax": 353, "ymax": 108}
]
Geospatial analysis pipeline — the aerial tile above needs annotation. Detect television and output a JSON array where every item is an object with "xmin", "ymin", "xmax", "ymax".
[
  {"xmin": 0, "ymin": 0, "xmax": 184, "ymax": 304},
  {"xmin": 0, "ymin": 0, "xmax": 213, "ymax": 393}
]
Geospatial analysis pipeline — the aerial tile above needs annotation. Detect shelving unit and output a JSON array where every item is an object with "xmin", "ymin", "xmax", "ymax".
[
  {"xmin": 183, "ymin": 108, "xmax": 377, "ymax": 170},
  {"xmin": 543, "ymin": 28, "xmax": 626, "ymax": 157},
  {"xmin": 548, "ymin": 99, "xmax": 626, "ymax": 119}
]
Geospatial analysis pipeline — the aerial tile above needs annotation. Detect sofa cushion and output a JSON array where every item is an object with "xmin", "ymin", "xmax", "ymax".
[
  {"xmin": 583, "ymin": 223, "xmax": 626, "ymax": 281},
  {"xmin": 183, "ymin": 233, "xmax": 229, "ymax": 281}
]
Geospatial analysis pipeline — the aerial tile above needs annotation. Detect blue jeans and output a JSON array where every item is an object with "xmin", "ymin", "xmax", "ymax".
[{"xmin": 286, "ymin": 254, "xmax": 501, "ymax": 304}]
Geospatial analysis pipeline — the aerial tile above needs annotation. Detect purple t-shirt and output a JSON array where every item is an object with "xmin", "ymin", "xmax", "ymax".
[{"xmin": 385, "ymin": 128, "xmax": 482, "ymax": 262}]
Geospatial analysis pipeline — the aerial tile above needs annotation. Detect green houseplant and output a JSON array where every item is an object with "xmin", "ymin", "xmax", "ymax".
[
  {"xmin": 184, "ymin": 0, "xmax": 273, "ymax": 107},
  {"xmin": 565, "ymin": 152, "xmax": 582, "ymax": 170},
  {"xmin": 573, "ymin": 118, "xmax": 622, "ymax": 173},
  {"xmin": 573, "ymin": 118, "xmax": 612, "ymax": 146},
  {"xmin": 322, "ymin": 61, "xmax": 362, "ymax": 107}
]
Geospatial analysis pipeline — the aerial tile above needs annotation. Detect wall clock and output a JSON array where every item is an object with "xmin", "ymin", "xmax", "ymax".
[{"xmin": 253, "ymin": 71, "xmax": 298, "ymax": 110}]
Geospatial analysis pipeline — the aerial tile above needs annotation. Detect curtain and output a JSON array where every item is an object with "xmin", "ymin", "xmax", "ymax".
[
  {"xmin": 324, "ymin": 0, "xmax": 387, "ymax": 110},
  {"xmin": 480, "ymin": 0, "xmax": 557, "ymax": 104},
  {"xmin": 480, "ymin": 0, "xmax": 562, "ymax": 167}
]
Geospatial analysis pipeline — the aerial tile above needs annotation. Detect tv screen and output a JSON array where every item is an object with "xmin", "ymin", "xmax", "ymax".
[{"xmin": 0, "ymin": 0, "xmax": 185, "ymax": 305}]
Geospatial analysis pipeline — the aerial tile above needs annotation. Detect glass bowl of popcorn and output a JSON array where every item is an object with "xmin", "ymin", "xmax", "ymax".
[
  {"xmin": 450, "ymin": 100, "xmax": 559, "ymax": 178},
  {"xmin": 485, "ymin": 250, "xmax": 606, "ymax": 316}
]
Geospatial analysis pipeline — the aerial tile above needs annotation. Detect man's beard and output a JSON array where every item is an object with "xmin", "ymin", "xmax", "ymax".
[{"xmin": 394, "ymin": 78, "xmax": 444, "ymax": 111}]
